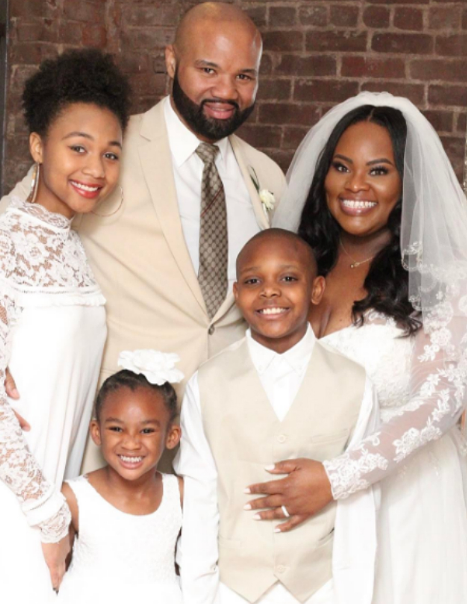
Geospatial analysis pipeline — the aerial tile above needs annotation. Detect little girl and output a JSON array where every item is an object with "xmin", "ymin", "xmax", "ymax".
[{"xmin": 56, "ymin": 350, "xmax": 184, "ymax": 603}]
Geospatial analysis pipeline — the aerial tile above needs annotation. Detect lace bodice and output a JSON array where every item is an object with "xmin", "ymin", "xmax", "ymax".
[
  {"xmin": 322, "ymin": 317, "xmax": 413, "ymax": 421},
  {"xmin": 0, "ymin": 198, "xmax": 105, "ymax": 542},
  {"xmin": 323, "ymin": 312, "xmax": 467, "ymax": 499}
]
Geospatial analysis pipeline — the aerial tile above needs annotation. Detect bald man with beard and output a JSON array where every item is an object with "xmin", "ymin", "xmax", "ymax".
[{"xmin": 2, "ymin": 3, "xmax": 286, "ymax": 471}]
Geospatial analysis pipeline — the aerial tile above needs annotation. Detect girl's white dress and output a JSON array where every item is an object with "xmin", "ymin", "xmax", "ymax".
[
  {"xmin": 322, "ymin": 314, "xmax": 467, "ymax": 603},
  {"xmin": 0, "ymin": 198, "xmax": 106, "ymax": 603},
  {"xmin": 57, "ymin": 473, "xmax": 183, "ymax": 603}
]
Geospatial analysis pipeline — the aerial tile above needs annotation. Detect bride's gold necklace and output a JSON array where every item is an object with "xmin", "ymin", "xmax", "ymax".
[{"xmin": 340, "ymin": 239, "xmax": 375, "ymax": 269}]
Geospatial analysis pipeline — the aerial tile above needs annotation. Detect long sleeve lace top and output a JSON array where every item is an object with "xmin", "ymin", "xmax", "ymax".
[
  {"xmin": 322, "ymin": 312, "xmax": 467, "ymax": 499},
  {"xmin": 0, "ymin": 198, "xmax": 105, "ymax": 542}
]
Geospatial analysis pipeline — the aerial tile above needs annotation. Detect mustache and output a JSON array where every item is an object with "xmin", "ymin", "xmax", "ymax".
[{"xmin": 200, "ymin": 98, "xmax": 240, "ymax": 111}]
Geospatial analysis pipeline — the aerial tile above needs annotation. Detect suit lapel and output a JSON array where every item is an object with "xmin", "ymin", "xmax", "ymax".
[
  {"xmin": 138, "ymin": 102, "xmax": 207, "ymax": 314},
  {"xmin": 229, "ymin": 135, "xmax": 270, "ymax": 231},
  {"xmin": 138, "ymin": 105, "xmax": 270, "ymax": 323}
]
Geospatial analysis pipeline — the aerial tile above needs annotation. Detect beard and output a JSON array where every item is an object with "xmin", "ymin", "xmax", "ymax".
[{"xmin": 172, "ymin": 70, "xmax": 255, "ymax": 141}]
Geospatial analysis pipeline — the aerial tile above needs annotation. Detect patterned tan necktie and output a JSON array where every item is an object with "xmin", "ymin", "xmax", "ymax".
[{"xmin": 195, "ymin": 142, "xmax": 228, "ymax": 319}]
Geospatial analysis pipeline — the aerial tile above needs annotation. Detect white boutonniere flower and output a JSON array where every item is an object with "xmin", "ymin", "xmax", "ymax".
[
  {"xmin": 259, "ymin": 189, "xmax": 275, "ymax": 212},
  {"xmin": 118, "ymin": 349, "xmax": 184, "ymax": 385},
  {"xmin": 249, "ymin": 167, "xmax": 276, "ymax": 215}
]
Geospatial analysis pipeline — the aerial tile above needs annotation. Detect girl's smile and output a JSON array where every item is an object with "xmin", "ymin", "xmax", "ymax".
[
  {"xmin": 90, "ymin": 386, "xmax": 179, "ymax": 484},
  {"xmin": 69, "ymin": 179, "xmax": 104, "ymax": 198},
  {"xmin": 29, "ymin": 102, "xmax": 122, "ymax": 219}
]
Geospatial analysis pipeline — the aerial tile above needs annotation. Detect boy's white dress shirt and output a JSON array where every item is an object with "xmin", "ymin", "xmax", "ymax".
[
  {"xmin": 174, "ymin": 326, "xmax": 380, "ymax": 604},
  {"xmin": 164, "ymin": 98, "xmax": 261, "ymax": 289}
]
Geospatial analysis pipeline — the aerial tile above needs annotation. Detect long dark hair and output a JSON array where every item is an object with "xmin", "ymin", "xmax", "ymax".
[{"xmin": 298, "ymin": 105, "xmax": 421, "ymax": 335}]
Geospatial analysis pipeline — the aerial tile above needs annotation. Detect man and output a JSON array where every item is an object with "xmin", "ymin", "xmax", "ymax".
[{"xmin": 2, "ymin": 3, "xmax": 285, "ymax": 469}]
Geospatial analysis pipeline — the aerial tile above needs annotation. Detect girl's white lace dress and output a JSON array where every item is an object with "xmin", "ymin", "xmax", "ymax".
[
  {"xmin": 322, "ymin": 314, "xmax": 467, "ymax": 603},
  {"xmin": 57, "ymin": 473, "xmax": 183, "ymax": 603},
  {"xmin": 0, "ymin": 198, "xmax": 106, "ymax": 603}
]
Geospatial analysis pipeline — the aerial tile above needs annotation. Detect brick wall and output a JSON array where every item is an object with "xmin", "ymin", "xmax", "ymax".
[
  {"xmin": 3, "ymin": 0, "xmax": 106, "ymax": 191},
  {"xmin": 239, "ymin": 0, "xmax": 467, "ymax": 179},
  {"xmin": 3, "ymin": 0, "xmax": 467, "ymax": 193}
]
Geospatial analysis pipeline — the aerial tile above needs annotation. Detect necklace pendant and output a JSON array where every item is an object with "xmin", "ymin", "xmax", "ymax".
[{"xmin": 350, "ymin": 262, "xmax": 357, "ymax": 268}]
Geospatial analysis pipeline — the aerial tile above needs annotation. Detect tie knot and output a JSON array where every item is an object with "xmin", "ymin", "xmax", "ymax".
[{"xmin": 196, "ymin": 143, "xmax": 219, "ymax": 165}]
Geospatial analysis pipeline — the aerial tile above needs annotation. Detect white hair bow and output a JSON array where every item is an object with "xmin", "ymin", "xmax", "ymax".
[{"xmin": 117, "ymin": 350, "xmax": 184, "ymax": 385}]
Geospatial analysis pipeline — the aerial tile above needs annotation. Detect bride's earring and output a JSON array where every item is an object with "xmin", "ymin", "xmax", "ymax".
[{"xmin": 26, "ymin": 163, "xmax": 41, "ymax": 204}]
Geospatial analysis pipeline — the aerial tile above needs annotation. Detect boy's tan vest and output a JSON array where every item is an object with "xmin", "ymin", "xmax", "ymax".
[{"xmin": 198, "ymin": 337, "xmax": 366, "ymax": 604}]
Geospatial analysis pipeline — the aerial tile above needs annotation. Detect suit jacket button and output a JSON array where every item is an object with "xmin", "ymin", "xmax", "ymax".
[
  {"xmin": 208, "ymin": 325, "xmax": 215, "ymax": 335},
  {"xmin": 277, "ymin": 434, "xmax": 287, "ymax": 443},
  {"xmin": 275, "ymin": 565, "xmax": 287, "ymax": 574}
]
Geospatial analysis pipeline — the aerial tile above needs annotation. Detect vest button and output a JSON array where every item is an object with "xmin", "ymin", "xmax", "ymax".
[
  {"xmin": 208, "ymin": 325, "xmax": 215, "ymax": 335},
  {"xmin": 277, "ymin": 434, "xmax": 287, "ymax": 443},
  {"xmin": 275, "ymin": 565, "xmax": 287, "ymax": 574}
]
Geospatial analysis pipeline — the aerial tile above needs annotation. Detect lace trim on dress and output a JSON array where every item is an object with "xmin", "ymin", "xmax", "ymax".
[
  {"xmin": 0, "ymin": 198, "xmax": 105, "ymax": 305},
  {"xmin": 35, "ymin": 500, "xmax": 72, "ymax": 544},
  {"xmin": 0, "ymin": 197, "xmax": 107, "ymax": 540},
  {"xmin": 323, "ymin": 311, "xmax": 467, "ymax": 500},
  {"xmin": 9, "ymin": 196, "xmax": 72, "ymax": 231}
]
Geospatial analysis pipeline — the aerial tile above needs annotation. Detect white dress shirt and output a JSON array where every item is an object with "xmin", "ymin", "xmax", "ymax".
[
  {"xmin": 174, "ymin": 327, "xmax": 380, "ymax": 604},
  {"xmin": 163, "ymin": 98, "xmax": 261, "ymax": 289}
]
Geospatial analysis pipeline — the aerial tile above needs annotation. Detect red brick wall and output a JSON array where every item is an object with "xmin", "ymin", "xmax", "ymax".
[
  {"xmin": 3, "ymin": 0, "xmax": 467, "ymax": 193},
  {"xmin": 239, "ymin": 0, "xmax": 467, "ymax": 179},
  {"xmin": 4, "ymin": 0, "xmax": 106, "ymax": 191}
]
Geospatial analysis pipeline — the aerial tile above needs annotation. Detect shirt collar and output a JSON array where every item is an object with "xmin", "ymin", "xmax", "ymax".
[
  {"xmin": 163, "ymin": 96, "xmax": 229, "ymax": 168},
  {"xmin": 246, "ymin": 324, "xmax": 316, "ymax": 376}
]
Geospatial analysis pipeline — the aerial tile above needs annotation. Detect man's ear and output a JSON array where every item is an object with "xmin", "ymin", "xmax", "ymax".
[
  {"xmin": 233, "ymin": 281, "xmax": 238, "ymax": 302},
  {"xmin": 90, "ymin": 419, "xmax": 102, "ymax": 447},
  {"xmin": 29, "ymin": 132, "xmax": 44, "ymax": 164},
  {"xmin": 165, "ymin": 45, "xmax": 177, "ymax": 79},
  {"xmin": 311, "ymin": 275, "xmax": 326, "ymax": 306}
]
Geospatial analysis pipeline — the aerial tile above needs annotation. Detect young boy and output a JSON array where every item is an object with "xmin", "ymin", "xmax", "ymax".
[{"xmin": 175, "ymin": 229, "xmax": 379, "ymax": 604}]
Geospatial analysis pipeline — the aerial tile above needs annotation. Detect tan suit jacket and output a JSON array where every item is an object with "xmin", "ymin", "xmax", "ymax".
[{"xmin": 2, "ymin": 99, "xmax": 286, "ymax": 470}]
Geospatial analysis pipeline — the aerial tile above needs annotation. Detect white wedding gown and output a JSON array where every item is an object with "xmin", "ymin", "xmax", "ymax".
[
  {"xmin": 322, "ymin": 313, "xmax": 467, "ymax": 603},
  {"xmin": 0, "ymin": 198, "xmax": 106, "ymax": 603}
]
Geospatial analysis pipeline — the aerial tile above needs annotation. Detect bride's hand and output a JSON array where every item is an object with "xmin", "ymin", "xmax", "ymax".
[
  {"xmin": 41, "ymin": 534, "xmax": 70, "ymax": 591},
  {"xmin": 244, "ymin": 459, "xmax": 333, "ymax": 532}
]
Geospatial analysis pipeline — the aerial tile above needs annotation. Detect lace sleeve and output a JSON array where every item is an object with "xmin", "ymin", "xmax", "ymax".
[
  {"xmin": 324, "ymin": 308, "xmax": 467, "ymax": 500},
  {"xmin": 0, "ymin": 290, "xmax": 71, "ymax": 542}
]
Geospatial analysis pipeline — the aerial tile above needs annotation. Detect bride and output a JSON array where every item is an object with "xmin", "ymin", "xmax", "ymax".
[
  {"xmin": 248, "ymin": 92, "xmax": 467, "ymax": 602},
  {"xmin": 0, "ymin": 49, "xmax": 130, "ymax": 601}
]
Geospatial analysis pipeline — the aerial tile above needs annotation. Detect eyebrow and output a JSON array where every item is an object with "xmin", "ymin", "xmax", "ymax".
[
  {"xmin": 334, "ymin": 153, "xmax": 394, "ymax": 167},
  {"xmin": 195, "ymin": 59, "xmax": 258, "ymax": 76},
  {"xmin": 62, "ymin": 131, "xmax": 122, "ymax": 149},
  {"xmin": 240, "ymin": 263, "xmax": 300, "ymax": 272},
  {"xmin": 104, "ymin": 417, "xmax": 161, "ymax": 426}
]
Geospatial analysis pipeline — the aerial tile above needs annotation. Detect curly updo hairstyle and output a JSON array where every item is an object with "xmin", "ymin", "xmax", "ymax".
[
  {"xmin": 298, "ymin": 105, "xmax": 421, "ymax": 335},
  {"xmin": 22, "ymin": 48, "xmax": 131, "ymax": 136},
  {"xmin": 95, "ymin": 370, "xmax": 178, "ymax": 423}
]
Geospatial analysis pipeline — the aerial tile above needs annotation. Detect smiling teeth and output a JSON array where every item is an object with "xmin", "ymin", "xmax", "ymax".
[
  {"xmin": 260, "ymin": 307, "xmax": 287, "ymax": 315},
  {"xmin": 342, "ymin": 200, "xmax": 377, "ymax": 208},
  {"xmin": 72, "ymin": 181, "xmax": 99, "ymax": 192},
  {"xmin": 119, "ymin": 455, "xmax": 143, "ymax": 463}
]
